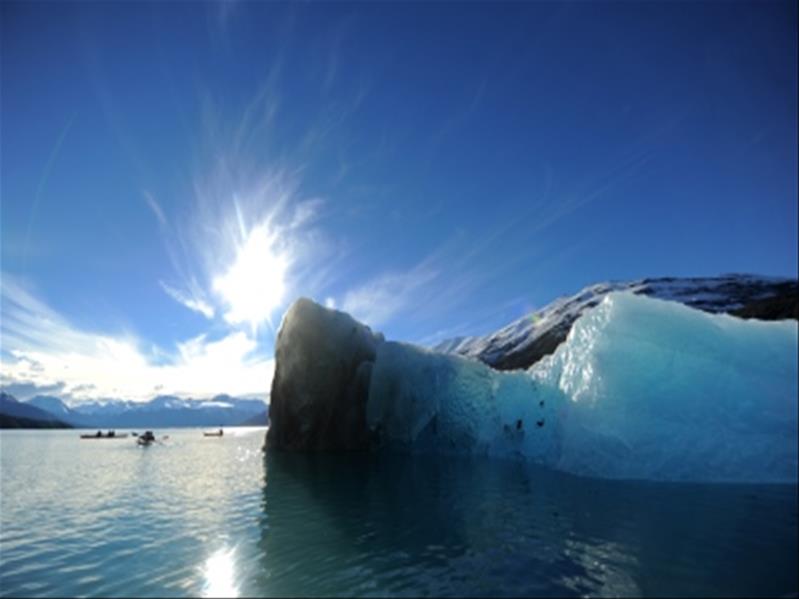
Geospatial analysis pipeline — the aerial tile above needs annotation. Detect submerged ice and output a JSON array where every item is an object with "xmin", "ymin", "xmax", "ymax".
[{"xmin": 269, "ymin": 293, "xmax": 798, "ymax": 483}]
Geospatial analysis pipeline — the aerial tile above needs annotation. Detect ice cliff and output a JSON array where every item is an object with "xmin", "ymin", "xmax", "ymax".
[{"xmin": 267, "ymin": 292, "xmax": 798, "ymax": 482}]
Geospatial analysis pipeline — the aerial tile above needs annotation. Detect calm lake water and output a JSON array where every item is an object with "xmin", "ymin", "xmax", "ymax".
[{"xmin": 0, "ymin": 428, "xmax": 796, "ymax": 597}]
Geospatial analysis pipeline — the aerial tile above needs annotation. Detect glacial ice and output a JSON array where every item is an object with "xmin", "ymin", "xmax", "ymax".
[
  {"xmin": 367, "ymin": 292, "xmax": 798, "ymax": 482},
  {"xmin": 367, "ymin": 342, "xmax": 564, "ymax": 462},
  {"xmin": 533, "ymin": 292, "xmax": 798, "ymax": 482},
  {"xmin": 267, "ymin": 293, "xmax": 796, "ymax": 481}
]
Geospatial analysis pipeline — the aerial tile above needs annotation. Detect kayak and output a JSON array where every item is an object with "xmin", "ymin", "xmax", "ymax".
[
  {"xmin": 80, "ymin": 434, "xmax": 129, "ymax": 439},
  {"xmin": 137, "ymin": 431, "xmax": 157, "ymax": 446},
  {"xmin": 203, "ymin": 432, "xmax": 223, "ymax": 437}
]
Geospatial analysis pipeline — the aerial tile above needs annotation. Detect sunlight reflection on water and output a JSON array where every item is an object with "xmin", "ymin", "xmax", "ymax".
[{"xmin": 201, "ymin": 547, "xmax": 238, "ymax": 598}]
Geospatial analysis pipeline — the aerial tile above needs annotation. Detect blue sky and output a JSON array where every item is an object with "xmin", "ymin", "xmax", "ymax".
[{"xmin": 1, "ymin": 1, "xmax": 796, "ymax": 403}]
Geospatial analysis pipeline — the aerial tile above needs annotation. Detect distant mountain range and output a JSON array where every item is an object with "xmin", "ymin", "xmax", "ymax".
[
  {"xmin": 0, "ymin": 392, "xmax": 269, "ymax": 429},
  {"xmin": 434, "ymin": 274, "xmax": 798, "ymax": 370},
  {"xmin": 0, "ymin": 392, "xmax": 73, "ymax": 428}
]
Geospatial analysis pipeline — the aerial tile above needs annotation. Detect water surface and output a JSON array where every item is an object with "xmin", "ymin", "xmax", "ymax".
[{"xmin": 1, "ymin": 429, "xmax": 796, "ymax": 597}]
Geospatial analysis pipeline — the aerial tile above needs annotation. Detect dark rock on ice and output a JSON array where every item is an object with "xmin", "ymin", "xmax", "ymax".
[{"xmin": 266, "ymin": 298, "xmax": 384, "ymax": 451}]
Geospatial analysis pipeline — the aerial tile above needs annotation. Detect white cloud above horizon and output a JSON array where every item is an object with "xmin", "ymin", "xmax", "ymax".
[
  {"xmin": 8, "ymin": 72, "xmax": 345, "ymax": 405},
  {"xmin": 0, "ymin": 275, "xmax": 273, "ymax": 404}
]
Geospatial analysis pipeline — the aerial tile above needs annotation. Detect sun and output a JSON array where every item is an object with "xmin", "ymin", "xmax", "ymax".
[{"xmin": 213, "ymin": 224, "xmax": 287, "ymax": 330}]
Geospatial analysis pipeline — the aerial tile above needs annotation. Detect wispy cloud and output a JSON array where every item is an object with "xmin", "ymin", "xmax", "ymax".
[
  {"xmin": 159, "ymin": 60, "xmax": 347, "ymax": 333},
  {"xmin": 341, "ymin": 261, "xmax": 439, "ymax": 328},
  {"xmin": 1, "ymin": 275, "xmax": 272, "ymax": 402},
  {"xmin": 182, "ymin": 167, "xmax": 333, "ymax": 332},
  {"xmin": 334, "ymin": 157, "xmax": 629, "ymax": 339},
  {"xmin": 159, "ymin": 281, "xmax": 215, "ymax": 319},
  {"xmin": 288, "ymin": 197, "xmax": 325, "ymax": 230},
  {"xmin": 143, "ymin": 191, "xmax": 167, "ymax": 228},
  {"xmin": 216, "ymin": 0, "xmax": 239, "ymax": 31},
  {"xmin": 24, "ymin": 112, "xmax": 76, "ymax": 270},
  {"xmin": 320, "ymin": 14, "xmax": 357, "ymax": 95},
  {"xmin": 151, "ymin": 11, "xmax": 377, "ymax": 336}
]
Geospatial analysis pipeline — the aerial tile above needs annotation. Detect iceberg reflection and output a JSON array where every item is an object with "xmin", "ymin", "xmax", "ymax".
[{"xmin": 254, "ymin": 451, "xmax": 797, "ymax": 596}]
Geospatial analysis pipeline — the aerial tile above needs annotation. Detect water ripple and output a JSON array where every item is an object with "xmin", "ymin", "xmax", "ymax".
[{"xmin": 1, "ymin": 429, "xmax": 797, "ymax": 597}]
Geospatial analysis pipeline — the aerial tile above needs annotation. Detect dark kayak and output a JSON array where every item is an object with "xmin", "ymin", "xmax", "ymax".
[
  {"xmin": 80, "ymin": 433, "xmax": 129, "ymax": 439},
  {"xmin": 137, "ymin": 431, "xmax": 157, "ymax": 446}
]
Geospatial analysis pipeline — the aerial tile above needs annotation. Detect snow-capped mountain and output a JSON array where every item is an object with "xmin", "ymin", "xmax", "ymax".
[
  {"xmin": 434, "ymin": 274, "xmax": 798, "ymax": 370},
  {"xmin": 69, "ymin": 399, "xmax": 140, "ymax": 417},
  {"xmin": 19, "ymin": 394, "xmax": 268, "ymax": 428},
  {"xmin": 26, "ymin": 395, "xmax": 76, "ymax": 419},
  {"xmin": 0, "ymin": 392, "xmax": 72, "ymax": 428}
]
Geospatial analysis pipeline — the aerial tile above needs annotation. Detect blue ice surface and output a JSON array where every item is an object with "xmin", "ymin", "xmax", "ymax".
[{"xmin": 367, "ymin": 292, "xmax": 798, "ymax": 483}]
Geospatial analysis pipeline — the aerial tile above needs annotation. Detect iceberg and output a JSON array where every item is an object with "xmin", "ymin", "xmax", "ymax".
[
  {"xmin": 266, "ymin": 298, "xmax": 384, "ymax": 451},
  {"xmin": 532, "ymin": 292, "xmax": 798, "ymax": 482},
  {"xmin": 367, "ymin": 293, "xmax": 797, "ymax": 481},
  {"xmin": 268, "ymin": 293, "xmax": 797, "ymax": 482}
]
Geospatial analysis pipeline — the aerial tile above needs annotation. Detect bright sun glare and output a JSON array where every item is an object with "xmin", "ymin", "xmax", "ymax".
[
  {"xmin": 202, "ymin": 547, "xmax": 238, "ymax": 598},
  {"xmin": 213, "ymin": 224, "xmax": 287, "ymax": 330}
]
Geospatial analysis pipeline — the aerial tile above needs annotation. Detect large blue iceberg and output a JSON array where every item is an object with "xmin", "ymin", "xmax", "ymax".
[
  {"xmin": 532, "ymin": 292, "xmax": 798, "ymax": 482},
  {"xmin": 270, "ymin": 293, "xmax": 798, "ymax": 483}
]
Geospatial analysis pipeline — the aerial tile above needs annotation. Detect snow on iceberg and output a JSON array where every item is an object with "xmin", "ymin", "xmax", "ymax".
[{"xmin": 368, "ymin": 292, "xmax": 797, "ymax": 482}]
